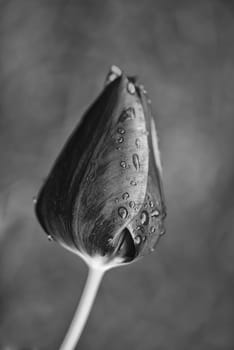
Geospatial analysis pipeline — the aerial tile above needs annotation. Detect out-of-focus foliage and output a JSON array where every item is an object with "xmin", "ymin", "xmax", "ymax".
[{"xmin": 0, "ymin": 0, "xmax": 234, "ymax": 349}]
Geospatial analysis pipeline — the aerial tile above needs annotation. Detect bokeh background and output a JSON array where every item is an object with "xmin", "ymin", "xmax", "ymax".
[{"xmin": 0, "ymin": 0, "xmax": 234, "ymax": 349}]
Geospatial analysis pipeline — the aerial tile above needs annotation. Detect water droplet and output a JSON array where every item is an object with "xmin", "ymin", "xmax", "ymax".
[
  {"xmin": 48, "ymin": 235, "xmax": 53, "ymax": 242},
  {"xmin": 115, "ymin": 198, "xmax": 119, "ymax": 203},
  {"xmin": 116, "ymin": 136, "xmax": 124, "ymax": 143},
  {"xmin": 127, "ymin": 82, "xmax": 136, "ymax": 94},
  {"xmin": 132, "ymin": 153, "xmax": 140, "ymax": 171},
  {"xmin": 137, "ymin": 225, "xmax": 142, "ymax": 230},
  {"xmin": 119, "ymin": 107, "xmax": 135, "ymax": 122},
  {"xmin": 116, "ymin": 147, "xmax": 121, "ymax": 151},
  {"xmin": 149, "ymin": 201, "xmax": 154, "ymax": 208},
  {"xmin": 130, "ymin": 180, "xmax": 137, "ymax": 186},
  {"xmin": 129, "ymin": 201, "xmax": 135, "ymax": 208},
  {"xmin": 150, "ymin": 247, "xmax": 155, "ymax": 252},
  {"xmin": 117, "ymin": 127, "xmax": 125, "ymax": 134},
  {"xmin": 135, "ymin": 138, "xmax": 140, "ymax": 148},
  {"xmin": 122, "ymin": 192, "xmax": 129, "ymax": 200},
  {"xmin": 32, "ymin": 196, "xmax": 37, "ymax": 204},
  {"xmin": 160, "ymin": 228, "xmax": 166, "ymax": 236},
  {"xmin": 107, "ymin": 73, "xmax": 117, "ymax": 82},
  {"xmin": 151, "ymin": 209, "xmax": 160, "ymax": 217},
  {"xmin": 139, "ymin": 85, "xmax": 147, "ymax": 94},
  {"xmin": 140, "ymin": 211, "xmax": 149, "ymax": 225},
  {"xmin": 144, "ymin": 203, "xmax": 148, "ymax": 208},
  {"xmin": 120, "ymin": 161, "xmax": 127, "ymax": 168},
  {"xmin": 135, "ymin": 235, "xmax": 142, "ymax": 244},
  {"xmin": 118, "ymin": 207, "xmax": 128, "ymax": 219},
  {"xmin": 150, "ymin": 226, "xmax": 156, "ymax": 233}
]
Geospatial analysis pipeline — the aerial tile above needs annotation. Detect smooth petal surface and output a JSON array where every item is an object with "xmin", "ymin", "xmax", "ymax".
[{"xmin": 35, "ymin": 67, "xmax": 166, "ymax": 267}]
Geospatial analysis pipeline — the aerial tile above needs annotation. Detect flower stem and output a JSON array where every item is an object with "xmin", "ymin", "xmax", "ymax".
[{"xmin": 59, "ymin": 266, "xmax": 105, "ymax": 350}]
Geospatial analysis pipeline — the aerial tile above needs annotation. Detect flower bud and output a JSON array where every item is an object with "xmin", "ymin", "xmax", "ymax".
[{"xmin": 35, "ymin": 66, "xmax": 166, "ymax": 269}]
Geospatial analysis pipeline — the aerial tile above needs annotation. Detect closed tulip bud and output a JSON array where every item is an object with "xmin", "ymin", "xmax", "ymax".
[{"xmin": 35, "ymin": 66, "xmax": 166, "ymax": 270}]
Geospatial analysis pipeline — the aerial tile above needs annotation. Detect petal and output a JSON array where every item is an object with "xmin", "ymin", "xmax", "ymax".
[
  {"xmin": 73, "ymin": 74, "xmax": 150, "ymax": 259},
  {"xmin": 35, "ymin": 75, "xmax": 124, "ymax": 251},
  {"xmin": 126, "ymin": 86, "xmax": 167, "ymax": 257}
]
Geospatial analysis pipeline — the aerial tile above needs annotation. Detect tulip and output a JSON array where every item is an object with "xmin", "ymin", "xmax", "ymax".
[{"xmin": 35, "ymin": 65, "xmax": 166, "ymax": 350}]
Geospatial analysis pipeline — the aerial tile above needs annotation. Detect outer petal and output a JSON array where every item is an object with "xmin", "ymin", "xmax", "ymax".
[{"xmin": 35, "ymin": 75, "xmax": 124, "ymax": 251}]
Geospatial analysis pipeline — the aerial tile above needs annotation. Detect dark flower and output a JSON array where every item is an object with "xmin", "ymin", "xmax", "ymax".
[{"xmin": 35, "ymin": 66, "xmax": 166, "ymax": 270}]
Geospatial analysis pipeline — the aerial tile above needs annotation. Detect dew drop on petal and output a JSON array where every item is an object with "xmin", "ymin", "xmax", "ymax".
[
  {"xmin": 117, "ymin": 137, "xmax": 124, "ymax": 143},
  {"xmin": 160, "ymin": 228, "xmax": 166, "ymax": 236},
  {"xmin": 130, "ymin": 180, "xmax": 137, "ymax": 186},
  {"xmin": 117, "ymin": 127, "xmax": 125, "ymax": 134},
  {"xmin": 135, "ymin": 235, "xmax": 142, "ymax": 244},
  {"xmin": 32, "ymin": 196, "xmax": 37, "ymax": 204},
  {"xmin": 118, "ymin": 207, "xmax": 128, "ymax": 219},
  {"xmin": 129, "ymin": 201, "xmax": 135, "ymax": 208},
  {"xmin": 120, "ymin": 161, "xmax": 127, "ymax": 168},
  {"xmin": 108, "ymin": 73, "xmax": 117, "ymax": 82},
  {"xmin": 132, "ymin": 153, "xmax": 140, "ymax": 171},
  {"xmin": 119, "ymin": 108, "xmax": 135, "ymax": 122},
  {"xmin": 122, "ymin": 192, "xmax": 129, "ymax": 200},
  {"xmin": 149, "ymin": 201, "xmax": 154, "ymax": 208},
  {"xmin": 48, "ymin": 235, "xmax": 53, "ymax": 242},
  {"xmin": 140, "ymin": 85, "xmax": 147, "ymax": 94},
  {"xmin": 140, "ymin": 211, "xmax": 149, "ymax": 225},
  {"xmin": 135, "ymin": 138, "xmax": 140, "ymax": 148},
  {"xmin": 127, "ymin": 82, "xmax": 136, "ymax": 94},
  {"xmin": 151, "ymin": 209, "xmax": 160, "ymax": 217},
  {"xmin": 150, "ymin": 226, "xmax": 156, "ymax": 233}
]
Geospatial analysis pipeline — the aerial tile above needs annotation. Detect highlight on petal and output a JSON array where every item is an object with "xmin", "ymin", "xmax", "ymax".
[
  {"xmin": 35, "ymin": 66, "xmax": 167, "ymax": 270},
  {"xmin": 105, "ymin": 65, "xmax": 122, "ymax": 85}
]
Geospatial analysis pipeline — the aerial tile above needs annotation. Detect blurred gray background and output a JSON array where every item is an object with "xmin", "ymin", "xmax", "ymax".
[{"xmin": 0, "ymin": 0, "xmax": 234, "ymax": 349}]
